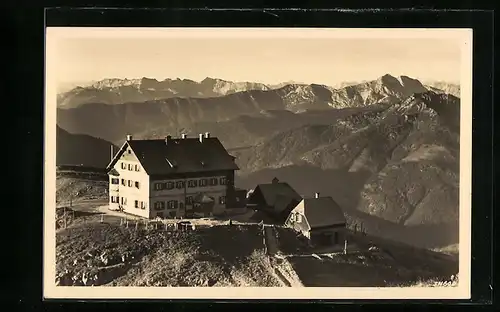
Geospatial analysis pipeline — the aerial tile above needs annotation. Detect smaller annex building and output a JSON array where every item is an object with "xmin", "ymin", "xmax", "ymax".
[
  {"xmin": 285, "ymin": 193, "xmax": 347, "ymax": 247},
  {"xmin": 247, "ymin": 177, "xmax": 303, "ymax": 223}
]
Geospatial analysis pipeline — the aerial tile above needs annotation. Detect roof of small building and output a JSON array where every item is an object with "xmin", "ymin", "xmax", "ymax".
[
  {"xmin": 301, "ymin": 197, "xmax": 346, "ymax": 229},
  {"xmin": 252, "ymin": 182, "xmax": 302, "ymax": 213},
  {"xmin": 108, "ymin": 168, "xmax": 120, "ymax": 176},
  {"xmin": 108, "ymin": 137, "xmax": 239, "ymax": 175}
]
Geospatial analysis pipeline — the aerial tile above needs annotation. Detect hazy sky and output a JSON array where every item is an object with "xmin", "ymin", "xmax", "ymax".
[{"xmin": 53, "ymin": 30, "xmax": 463, "ymax": 87}]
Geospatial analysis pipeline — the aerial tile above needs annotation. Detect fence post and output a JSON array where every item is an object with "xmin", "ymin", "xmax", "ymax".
[
  {"xmin": 135, "ymin": 221, "xmax": 138, "ymax": 230},
  {"xmin": 63, "ymin": 206, "xmax": 67, "ymax": 229},
  {"xmin": 100, "ymin": 214, "xmax": 104, "ymax": 223},
  {"xmin": 126, "ymin": 219, "xmax": 129, "ymax": 228},
  {"xmin": 344, "ymin": 239, "xmax": 348, "ymax": 255}
]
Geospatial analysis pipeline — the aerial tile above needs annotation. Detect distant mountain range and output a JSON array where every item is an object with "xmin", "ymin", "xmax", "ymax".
[
  {"xmin": 57, "ymin": 75, "xmax": 460, "ymax": 110},
  {"xmin": 55, "ymin": 74, "xmax": 461, "ymax": 250},
  {"xmin": 57, "ymin": 77, "xmax": 272, "ymax": 109},
  {"xmin": 57, "ymin": 74, "xmax": 454, "ymax": 145},
  {"xmin": 423, "ymin": 81, "xmax": 460, "ymax": 98}
]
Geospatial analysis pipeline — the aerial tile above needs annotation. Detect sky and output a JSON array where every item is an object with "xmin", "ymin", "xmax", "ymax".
[{"xmin": 50, "ymin": 28, "xmax": 465, "ymax": 87}]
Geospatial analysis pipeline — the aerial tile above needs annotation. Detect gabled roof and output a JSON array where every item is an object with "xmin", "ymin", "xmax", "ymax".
[
  {"xmin": 254, "ymin": 182, "xmax": 302, "ymax": 212},
  {"xmin": 301, "ymin": 197, "xmax": 346, "ymax": 229},
  {"xmin": 107, "ymin": 137, "xmax": 239, "ymax": 175},
  {"xmin": 108, "ymin": 168, "xmax": 120, "ymax": 176}
]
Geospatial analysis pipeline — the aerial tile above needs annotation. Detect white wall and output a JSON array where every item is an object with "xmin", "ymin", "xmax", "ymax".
[
  {"xmin": 150, "ymin": 175, "xmax": 227, "ymax": 217},
  {"xmin": 112, "ymin": 153, "xmax": 150, "ymax": 218}
]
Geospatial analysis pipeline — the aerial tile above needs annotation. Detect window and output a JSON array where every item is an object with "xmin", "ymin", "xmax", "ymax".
[
  {"xmin": 154, "ymin": 201, "xmax": 165, "ymax": 210},
  {"xmin": 220, "ymin": 177, "xmax": 227, "ymax": 185},
  {"xmin": 199, "ymin": 179, "xmax": 208, "ymax": 187},
  {"xmin": 188, "ymin": 180, "xmax": 198, "ymax": 188},
  {"xmin": 121, "ymin": 162, "xmax": 126, "ymax": 169},
  {"xmin": 111, "ymin": 196, "xmax": 119, "ymax": 203},
  {"xmin": 186, "ymin": 196, "xmax": 193, "ymax": 205},
  {"xmin": 176, "ymin": 181, "xmax": 185, "ymax": 189},
  {"xmin": 167, "ymin": 200, "xmax": 178, "ymax": 209},
  {"xmin": 166, "ymin": 182, "xmax": 174, "ymax": 190},
  {"xmin": 219, "ymin": 196, "xmax": 226, "ymax": 205},
  {"xmin": 209, "ymin": 178, "xmax": 218, "ymax": 186},
  {"xmin": 121, "ymin": 197, "xmax": 127, "ymax": 205},
  {"xmin": 179, "ymin": 202, "xmax": 185, "ymax": 210},
  {"xmin": 128, "ymin": 164, "xmax": 133, "ymax": 171},
  {"xmin": 128, "ymin": 180, "xmax": 133, "ymax": 187},
  {"xmin": 111, "ymin": 178, "xmax": 119, "ymax": 185},
  {"xmin": 141, "ymin": 201, "xmax": 146, "ymax": 209},
  {"xmin": 296, "ymin": 214, "xmax": 303, "ymax": 222},
  {"xmin": 135, "ymin": 164, "xmax": 140, "ymax": 172},
  {"xmin": 154, "ymin": 183, "xmax": 164, "ymax": 191},
  {"xmin": 135, "ymin": 181, "xmax": 140, "ymax": 189},
  {"xmin": 121, "ymin": 179, "xmax": 126, "ymax": 186},
  {"xmin": 134, "ymin": 200, "xmax": 139, "ymax": 208}
]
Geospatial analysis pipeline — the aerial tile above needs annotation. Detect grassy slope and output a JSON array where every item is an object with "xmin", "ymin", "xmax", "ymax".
[
  {"xmin": 273, "ymin": 226, "xmax": 458, "ymax": 287},
  {"xmin": 56, "ymin": 222, "xmax": 284, "ymax": 287},
  {"xmin": 56, "ymin": 171, "xmax": 108, "ymax": 204}
]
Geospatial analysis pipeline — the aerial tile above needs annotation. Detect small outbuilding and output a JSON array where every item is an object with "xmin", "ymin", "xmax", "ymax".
[
  {"xmin": 247, "ymin": 178, "xmax": 302, "ymax": 223},
  {"xmin": 284, "ymin": 192, "xmax": 346, "ymax": 247}
]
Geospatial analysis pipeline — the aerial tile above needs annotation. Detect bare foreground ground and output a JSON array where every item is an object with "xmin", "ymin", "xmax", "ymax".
[{"xmin": 54, "ymin": 172, "xmax": 459, "ymax": 288}]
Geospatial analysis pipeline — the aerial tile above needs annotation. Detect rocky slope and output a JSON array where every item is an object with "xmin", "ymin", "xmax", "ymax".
[{"xmin": 57, "ymin": 126, "xmax": 117, "ymax": 167}]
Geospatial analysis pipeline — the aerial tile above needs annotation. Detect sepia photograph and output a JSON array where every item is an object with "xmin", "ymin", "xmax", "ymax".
[{"xmin": 44, "ymin": 27, "xmax": 472, "ymax": 299}]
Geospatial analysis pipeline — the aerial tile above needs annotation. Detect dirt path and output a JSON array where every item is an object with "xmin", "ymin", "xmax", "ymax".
[
  {"xmin": 264, "ymin": 225, "xmax": 279, "ymax": 255},
  {"xmin": 262, "ymin": 225, "xmax": 304, "ymax": 287}
]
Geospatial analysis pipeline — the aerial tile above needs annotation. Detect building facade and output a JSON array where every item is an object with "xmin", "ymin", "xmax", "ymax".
[
  {"xmin": 107, "ymin": 133, "xmax": 241, "ymax": 219},
  {"xmin": 285, "ymin": 193, "xmax": 347, "ymax": 247}
]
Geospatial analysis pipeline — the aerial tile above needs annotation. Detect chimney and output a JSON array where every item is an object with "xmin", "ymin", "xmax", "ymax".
[
  {"xmin": 165, "ymin": 135, "xmax": 172, "ymax": 145},
  {"xmin": 204, "ymin": 132, "xmax": 210, "ymax": 139},
  {"xmin": 314, "ymin": 192, "xmax": 320, "ymax": 199},
  {"xmin": 110, "ymin": 145, "xmax": 114, "ymax": 161},
  {"xmin": 199, "ymin": 133, "xmax": 204, "ymax": 143},
  {"xmin": 181, "ymin": 133, "xmax": 187, "ymax": 139},
  {"xmin": 126, "ymin": 134, "xmax": 132, "ymax": 141}
]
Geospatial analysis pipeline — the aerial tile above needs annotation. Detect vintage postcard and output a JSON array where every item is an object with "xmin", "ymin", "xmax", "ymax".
[{"xmin": 44, "ymin": 27, "xmax": 472, "ymax": 299}]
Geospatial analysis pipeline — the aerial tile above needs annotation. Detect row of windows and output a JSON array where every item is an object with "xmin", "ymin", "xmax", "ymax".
[
  {"xmin": 153, "ymin": 196, "xmax": 226, "ymax": 211},
  {"xmin": 110, "ymin": 196, "xmax": 146, "ymax": 210},
  {"xmin": 111, "ymin": 178, "xmax": 141, "ymax": 189},
  {"xmin": 289, "ymin": 213, "xmax": 303, "ymax": 223},
  {"xmin": 121, "ymin": 162, "xmax": 140, "ymax": 172},
  {"xmin": 154, "ymin": 177, "xmax": 227, "ymax": 191}
]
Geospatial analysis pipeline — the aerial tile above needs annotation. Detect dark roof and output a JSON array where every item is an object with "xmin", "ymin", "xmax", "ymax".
[
  {"xmin": 302, "ymin": 197, "xmax": 346, "ymax": 229},
  {"xmin": 254, "ymin": 182, "xmax": 302, "ymax": 212},
  {"xmin": 108, "ymin": 168, "xmax": 120, "ymax": 176},
  {"xmin": 112, "ymin": 137, "xmax": 239, "ymax": 175}
]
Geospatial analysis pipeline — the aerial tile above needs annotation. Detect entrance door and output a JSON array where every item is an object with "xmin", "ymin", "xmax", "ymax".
[{"xmin": 334, "ymin": 232, "xmax": 339, "ymax": 245}]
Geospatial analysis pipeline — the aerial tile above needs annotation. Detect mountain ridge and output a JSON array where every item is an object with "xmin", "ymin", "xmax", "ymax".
[
  {"xmin": 57, "ymin": 74, "xmax": 455, "ymax": 145},
  {"xmin": 57, "ymin": 74, "xmax": 460, "ymax": 110}
]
